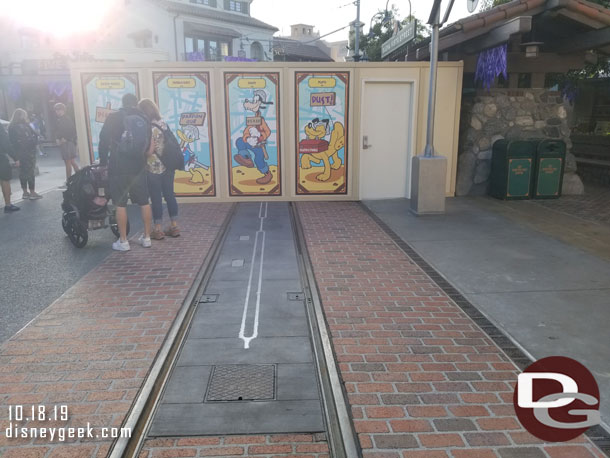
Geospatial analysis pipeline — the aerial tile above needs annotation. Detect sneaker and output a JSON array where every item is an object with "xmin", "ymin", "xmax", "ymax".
[
  {"xmin": 138, "ymin": 235, "xmax": 152, "ymax": 248},
  {"xmin": 164, "ymin": 226, "xmax": 181, "ymax": 238},
  {"xmin": 22, "ymin": 192, "xmax": 30, "ymax": 200},
  {"xmin": 112, "ymin": 239, "xmax": 130, "ymax": 251},
  {"xmin": 3, "ymin": 204, "xmax": 20, "ymax": 213},
  {"xmin": 58, "ymin": 183, "xmax": 67, "ymax": 190},
  {"xmin": 29, "ymin": 192, "xmax": 43, "ymax": 200},
  {"xmin": 151, "ymin": 229, "xmax": 165, "ymax": 240}
]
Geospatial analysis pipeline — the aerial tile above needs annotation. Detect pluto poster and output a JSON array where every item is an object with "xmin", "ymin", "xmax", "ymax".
[{"xmin": 296, "ymin": 72, "xmax": 349, "ymax": 195}]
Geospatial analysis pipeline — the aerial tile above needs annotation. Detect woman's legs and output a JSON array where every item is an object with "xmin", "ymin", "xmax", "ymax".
[
  {"xmin": 64, "ymin": 160, "xmax": 72, "ymax": 181},
  {"xmin": 70, "ymin": 158, "xmax": 80, "ymax": 173},
  {"xmin": 161, "ymin": 170, "xmax": 178, "ymax": 227},
  {"xmin": 147, "ymin": 172, "xmax": 164, "ymax": 232}
]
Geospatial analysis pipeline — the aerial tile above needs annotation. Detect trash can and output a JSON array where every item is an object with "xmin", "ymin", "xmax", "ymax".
[
  {"xmin": 532, "ymin": 139, "xmax": 566, "ymax": 199},
  {"xmin": 490, "ymin": 139, "xmax": 536, "ymax": 200}
]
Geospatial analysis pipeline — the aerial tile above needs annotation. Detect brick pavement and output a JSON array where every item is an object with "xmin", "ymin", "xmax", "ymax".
[
  {"xmin": 139, "ymin": 433, "xmax": 329, "ymax": 457},
  {"xmin": 533, "ymin": 183, "xmax": 610, "ymax": 227},
  {"xmin": 297, "ymin": 201, "xmax": 605, "ymax": 458},
  {"xmin": 0, "ymin": 203, "xmax": 231, "ymax": 458}
]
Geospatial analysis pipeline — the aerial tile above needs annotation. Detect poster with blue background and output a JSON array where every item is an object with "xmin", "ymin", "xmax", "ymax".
[
  {"xmin": 296, "ymin": 72, "xmax": 349, "ymax": 194},
  {"xmin": 153, "ymin": 72, "xmax": 215, "ymax": 196},
  {"xmin": 81, "ymin": 73, "xmax": 139, "ymax": 163},
  {"xmin": 224, "ymin": 72, "xmax": 281, "ymax": 196}
]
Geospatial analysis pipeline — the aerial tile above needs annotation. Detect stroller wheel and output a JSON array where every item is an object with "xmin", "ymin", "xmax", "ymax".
[
  {"xmin": 67, "ymin": 216, "xmax": 88, "ymax": 248},
  {"xmin": 61, "ymin": 214, "xmax": 71, "ymax": 235},
  {"xmin": 109, "ymin": 211, "xmax": 130, "ymax": 238}
]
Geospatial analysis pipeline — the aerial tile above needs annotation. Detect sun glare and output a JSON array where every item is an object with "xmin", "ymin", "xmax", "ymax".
[{"xmin": 2, "ymin": 0, "xmax": 119, "ymax": 36}]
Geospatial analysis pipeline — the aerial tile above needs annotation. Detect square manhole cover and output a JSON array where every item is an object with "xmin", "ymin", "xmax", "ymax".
[{"xmin": 206, "ymin": 364, "xmax": 275, "ymax": 402}]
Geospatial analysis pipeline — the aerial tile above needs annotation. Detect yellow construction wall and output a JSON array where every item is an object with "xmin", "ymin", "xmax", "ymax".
[{"xmin": 70, "ymin": 61, "xmax": 463, "ymax": 201}]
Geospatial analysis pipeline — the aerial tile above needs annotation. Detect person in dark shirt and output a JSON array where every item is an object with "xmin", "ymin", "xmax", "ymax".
[
  {"xmin": 54, "ymin": 103, "xmax": 80, "ymax": 183},
  {"xmin": 0, "ymin": 123, "xmax": 19, "ymax": 212},
  {"xmin": 98, "ymin": 93, "xmax": 152, "ymax": 252},
  {"xmin": 9, "ymin": 109, "xmax": 42, "ymax": 200}
]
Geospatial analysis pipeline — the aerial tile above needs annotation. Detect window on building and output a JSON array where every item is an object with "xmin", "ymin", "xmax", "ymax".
[
  {"xmin": 224, "ymin": 0, "xmax": 247, "ymax": 13},
  {"xmin": 184, "ymin": 34, "xmax": 232, "ymax": 61},
  {"xmin": 518, "ymin": 73, "xmax": 532, "ymax": 89},
  {"xmin": 20, "ymin": 33, "xmax": 40, "ymax": 49},
  {"xmin": 250, "ymin": 41, "xmax": 264, "ymax": 61},
  {"xmin": 544, "ymin": 73, "xmax": 562, "ymax": 90},
  {"xmin": 190, "ymin": 0, "xmax": 217, "ymax": 6}
]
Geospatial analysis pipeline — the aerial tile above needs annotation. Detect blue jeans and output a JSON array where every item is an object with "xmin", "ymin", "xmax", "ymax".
[
  {"xmin": 147, "ymin": 170, "xmax": 178, "ymax": 225},
  {"xmin": 236, "ymin": 138, "xmax": 269, "ymax": 174}
]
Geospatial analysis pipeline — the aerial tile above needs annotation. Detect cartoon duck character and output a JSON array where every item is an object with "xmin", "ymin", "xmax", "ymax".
[
  {"xmin": 177, "ymin": 125, "xmax": 208, "ymax": 183},
  {"xmin": 304, "ymin": 118, "xmax": 330, "ymax": 140},
  {"xmin": 301, "ymin": 121, "xmax": 345, "ymax": 182},
  {"xmin": 233, "ymin": 89, "xmax": 274, "ymax": 185}
]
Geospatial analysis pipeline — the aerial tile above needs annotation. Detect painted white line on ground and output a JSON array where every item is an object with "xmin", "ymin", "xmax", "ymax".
[{"xmin": 239, "ymin": 202, "xmax": 268, "ymax": 349}]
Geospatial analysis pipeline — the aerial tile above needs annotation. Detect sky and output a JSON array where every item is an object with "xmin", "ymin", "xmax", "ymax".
[{"xmin": 251, "ymin": 0, "xmax": 480, "ymax": 42}]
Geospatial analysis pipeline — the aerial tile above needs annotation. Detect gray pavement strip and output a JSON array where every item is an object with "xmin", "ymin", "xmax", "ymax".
[{"xmin": 150, "ymin": 202, "xmax": 324, "ymax": 437}]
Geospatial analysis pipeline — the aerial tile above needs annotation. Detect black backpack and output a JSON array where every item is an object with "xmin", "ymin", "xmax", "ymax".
[
  {"xmin": 117, "ymin": 111, "xmax": 150, "ymax": 160},
  {"xmin": 153, "ymin": 122, "xmax": 185, "ymax": 171}
]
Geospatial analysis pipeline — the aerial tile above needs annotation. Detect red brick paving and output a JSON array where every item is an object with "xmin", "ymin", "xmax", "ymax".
[
  {"xmin": 1, "ymin": 200, "xmax": 606, "ymax": 457},
  {"xmin": 297, "ymin": 201, "xmax": 604, "ymax": 458},
  {"xmin": 139, "ymin": 433, "xmax": 329, "ymax": 457},
  {"xmin": 0, "ymin": 203, "xmax": 231, "ymax": 457}
]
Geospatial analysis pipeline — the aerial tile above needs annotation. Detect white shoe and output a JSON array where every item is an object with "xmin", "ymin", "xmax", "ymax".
[
  {"xmin": 138, "ymin": 235, "xmax": 152, "ymax": 248},
  {"xmin": 112, "ymin": 239, "xmax": 131, "ymax": 251},
  {"xmin": 22, "ymin": 192, "xmax": 30, "ymax": 200}
]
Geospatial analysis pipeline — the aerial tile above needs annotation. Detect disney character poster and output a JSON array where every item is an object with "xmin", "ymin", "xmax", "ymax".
[
  {"xmin": 296, "ymin": 72, "xmax": 349, "ymax": 194},
  {"xmin": 81, "ymin": 73, "xmax": 139, "ymax": 163},
  {"xmin": 153, "ymin": 72, "xmax": 215, "ymax": 196},
  {"xmin": 224, "ymin": 72, "xmax": 281, "ymax": 196}
]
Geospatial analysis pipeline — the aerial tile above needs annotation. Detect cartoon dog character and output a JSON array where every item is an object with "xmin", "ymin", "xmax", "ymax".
[
  {"xmin": 301, "ymin": 121, "xmax": 345, "ymax": 182},
  {"xmin": 304, "ymin": 118, "xmax": 330, "ymax": 140}
]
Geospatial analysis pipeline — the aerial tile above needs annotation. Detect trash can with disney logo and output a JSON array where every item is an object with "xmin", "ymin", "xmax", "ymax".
[
  {"xmin": 489, "ymin": 139, "xmax": 536, "ymax": 200},
  {"xmin": 532, "ymin": 139, "xmax": 566, "ymax": 199}
]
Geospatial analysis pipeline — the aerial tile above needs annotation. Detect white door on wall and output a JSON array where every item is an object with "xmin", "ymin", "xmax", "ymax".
[{"xmin": 360, "ymin": 82, "xmax": 413, "ymax": 200}]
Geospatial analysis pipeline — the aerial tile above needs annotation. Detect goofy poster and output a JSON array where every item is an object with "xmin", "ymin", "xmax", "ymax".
[{"xmin": 224, "ymin": 72, "xmax": 281, "ymax": 196}]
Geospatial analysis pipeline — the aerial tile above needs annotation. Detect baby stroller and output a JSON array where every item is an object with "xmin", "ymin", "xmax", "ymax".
[{"xmin": 61, "ymin": 165, "xmax": 129, "ymax": 248}]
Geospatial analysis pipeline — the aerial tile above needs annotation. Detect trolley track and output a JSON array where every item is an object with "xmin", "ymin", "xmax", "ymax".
[{"xmin": 108, "ymin": 201, "xmax": 359, "ymax": 458}]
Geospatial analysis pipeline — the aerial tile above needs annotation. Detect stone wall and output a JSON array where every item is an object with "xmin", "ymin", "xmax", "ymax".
[{"xmin": 456, "ymin": 89, "xmax": 584, "ymax": 196}]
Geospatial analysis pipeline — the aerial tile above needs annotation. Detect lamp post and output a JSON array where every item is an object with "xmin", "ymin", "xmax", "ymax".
[
  {"xmin": 354, "ymin": 0, "xmax": 361, "ymax": 61},
  {"xmin": 409, "ymin": 0, "xmax": 455, "ymax": 215}
]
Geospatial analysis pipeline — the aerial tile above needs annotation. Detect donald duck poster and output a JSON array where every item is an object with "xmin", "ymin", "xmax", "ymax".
[{"xmin": 153, "ymin": 72, "xmax": 215, "ymax": 196}]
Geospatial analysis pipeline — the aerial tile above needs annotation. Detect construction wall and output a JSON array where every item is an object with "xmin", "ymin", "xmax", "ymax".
[{"xmin": 70, "ymin": 61, "xmax": 463, "ymax": 201}]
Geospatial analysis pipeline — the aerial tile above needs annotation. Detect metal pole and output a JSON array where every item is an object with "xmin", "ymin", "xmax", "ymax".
[
  {"xmin": 424, "ymin": 6, "xmax": 440, "ymax": 157},
  {"xmin": 354, "ymin": 0, "xmax": 361, "ymax": 61}
]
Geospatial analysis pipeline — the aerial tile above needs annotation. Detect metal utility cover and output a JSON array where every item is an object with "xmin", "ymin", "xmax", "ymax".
[
  {"xmin": 206, "ymin": 364, "xmax": 276, "ymax": 402},
  {"xmin": 288, "ymin": 292, "xmax": 304, "ymax": 301},
  {"xmin": 200, "ymin": 294, "xmax": 219, "ymax": 303}
]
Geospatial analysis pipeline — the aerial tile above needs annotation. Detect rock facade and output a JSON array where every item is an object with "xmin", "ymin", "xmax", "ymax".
[{"xmin": 457, "ymin": 89, "xmax": 584, "ymax": 196}]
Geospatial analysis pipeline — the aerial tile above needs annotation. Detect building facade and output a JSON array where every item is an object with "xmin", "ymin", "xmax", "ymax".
[{"xmin": 0, "ymin": 0, "xmax": 277, "ymax": 135}]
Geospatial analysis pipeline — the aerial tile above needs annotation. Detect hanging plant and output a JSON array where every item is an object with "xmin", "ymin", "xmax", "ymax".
[{"xmin": 474, "ymin": 43, "xmax": 508, "ymax": 90}]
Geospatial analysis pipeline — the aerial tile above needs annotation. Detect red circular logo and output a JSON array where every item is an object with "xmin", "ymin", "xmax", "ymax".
[{"xmin": 513, "ymin": 356, "xmax": 600, "ymax": 442}]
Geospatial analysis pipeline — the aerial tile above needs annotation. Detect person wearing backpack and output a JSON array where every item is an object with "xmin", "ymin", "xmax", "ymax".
[
  {"xmin": 99, "ymin": 93, "xmax": 153, "ymax": 251},
  {"xmin": 138, "ymin": 98, "xmax": 181, "ymax": 240},
  {"xmin": 8, "ymin": 109, "xmax": 42, "ymax": 200},
  {"xmin": 0, "ymin": 122, "xmax": 20, "ymax": 213}
]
